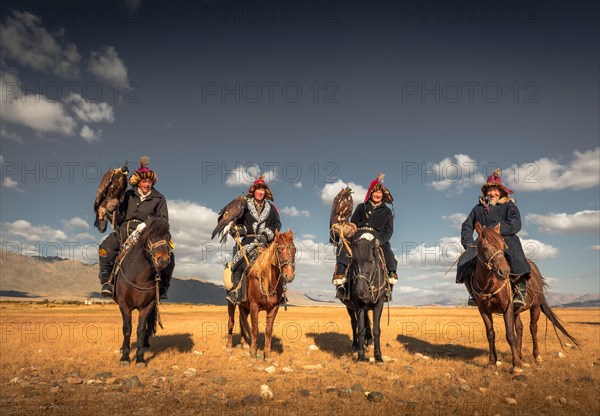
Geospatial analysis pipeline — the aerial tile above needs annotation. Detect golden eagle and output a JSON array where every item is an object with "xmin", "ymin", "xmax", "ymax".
[
  {"xmin": 212, "ymin": 195, "xmax": 247, "ymax": 243},
  {"xmin": 94, "ymin": 163, "xmax": 129, "ymax": 233},
  {"xmin": 330, "ymin": 186, "xmax": 354, "ymax": 225}
]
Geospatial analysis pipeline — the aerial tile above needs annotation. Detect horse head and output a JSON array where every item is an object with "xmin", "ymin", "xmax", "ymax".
[
  {"xmin": 475, "ymin": 222, "xmax": 510, "ymax": 280},
  {"xmin": 273, "ymin": 229, "xmax": 296, "ymax": 283},
  {"xmin": 350, "ymin": 229, "xmax": 381, "ymax": 303},
  {"xmin": 140, "ymin": 217, "xmax": 172, "ymax": 272}
]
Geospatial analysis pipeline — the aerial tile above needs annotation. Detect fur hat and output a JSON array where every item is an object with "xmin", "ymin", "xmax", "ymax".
[
  {"xmin": 129, "ymin": 156, "xmax": 157, "ymax": 186},
  {"xmin": 481, "ymin": 169, "xmax": 513, "ymax": 197},
  {"xmin": 247, "ymin": 175, "xmax": 274, "ymax": 201},
  {"xmin": 364, "ymin": 173, "xmax": 393, "ymax": 203}
]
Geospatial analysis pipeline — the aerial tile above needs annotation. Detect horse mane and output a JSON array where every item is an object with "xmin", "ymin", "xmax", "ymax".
[
  {"xmin": 248, "ymin": 231, "xmax": 293, "ymax": 288},
  {"xmin": 130, "ymin": 218, "xmax": 170, "ymax": 256},
  {"xmin": 480, "ymin": 226, "xmax": 505, "ymax": 250}
]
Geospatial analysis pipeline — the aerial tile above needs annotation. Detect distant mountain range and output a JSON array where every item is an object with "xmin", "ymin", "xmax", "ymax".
[{"xmin": 1, "ymin": 253, "xmax": 598, "ymax": 308}]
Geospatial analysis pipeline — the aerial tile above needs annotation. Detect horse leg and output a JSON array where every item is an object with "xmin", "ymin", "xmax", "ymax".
[
  {"xmin": 144, "ymin": 306, "xmax": 156, "ymax": 349},
  {"xmin": 372, "ymin": 302, "xmax": 384, "ymax": 362},
  {"xmin": 480, "ymin": 309, "xmax": 497, "ymax": 365},
  {"xmin": 364, "ymin": 311, "xmax": 373, "ymax": 348},
  {"xmin": 239, "ymin": 306, "xmax": 252, "ymax": 347},
  {"xmin": 530, "ymin": 305, "xmax": 542, "ymax": 363},
  {"xmin": 514, "ymin": 313, "xmax": 523, "ymax": 361},
  {"xmin": 249, "ymin": 303, "xmax": 260, "ymax": 357},
  {"xmin": 356, "ymin": 307, "xmax": 368, "ymax": 362},
  {"xmin": 346, "ymin": 307, "xmax": 358, "ymax": 352},
  {"xmin": 502, "ymin": 307, "xmax": 522, "ymax": 372},
  {"xmin": 135, "ymin": 303, "xmax": 155, "ymax": 367},
  {"xmin": 264, "ymin": 306, "xmax": 280, "ymax": 359},
  {"xmin": 119, "ymin": 304, "xmax": 132, "ymax": 364},
  {"xmin": 226, "ymin": 302, "xmax": 236, "ymax": 349}
]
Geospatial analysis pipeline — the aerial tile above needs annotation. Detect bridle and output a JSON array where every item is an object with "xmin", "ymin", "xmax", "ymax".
[{"xmin": 274, "ymin": 243, "xmax": 296, "ymax": 284}]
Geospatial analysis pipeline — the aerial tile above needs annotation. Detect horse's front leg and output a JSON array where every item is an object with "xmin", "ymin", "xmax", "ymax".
[
  {"xmin": 135, "ymin": 303, "xmax": 155, "ymax": 367},
  {"xmin": 346, "ymin": 307, "xmax": 358, "ymax": 352},
  {"xmin": 479, "ymin": 309, "xmax": 496, "ymax": 365},
  {"xmin": 364, "ymin": 311, "xmax": 373, "ymax": 348},
  {"xmin": 530, "ymin": 306, "xmax": 542, "ymax": 363},
  {"xmin": 372, "ymin": 302, "xmax": 384, "ymax": 362},
  {"xmin": 249, "ymin": 303, "xmax": 260, "ymax": 357},
  {"xmin": 502, "ymin": 307, "xmax": 522, "ymax": 372},
  {"xmin": 514, "ymin": 313, "xmax": 524, "ymax": 360},
  {"xmin": 118, "ymin": 304, "xmax": 132, "ymax": 365},
  {"xmin": 356, "ymin": 307, "xmax": 368, "ymax": 362},
  {"xmin": 263, "ymin": 305, "xmax": 280, "ymax": 359},
  {"xmin": 226, "ymin": 302, "xmax": 236, "ymax": 349}
]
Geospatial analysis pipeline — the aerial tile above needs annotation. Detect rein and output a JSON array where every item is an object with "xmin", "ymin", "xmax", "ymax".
[{"xmin": 258, "ymin": 242, "xmax": 296, "ymax": 307}]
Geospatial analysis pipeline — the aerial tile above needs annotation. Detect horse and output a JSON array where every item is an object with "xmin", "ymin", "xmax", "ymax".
[
  {"xmin": 466, "ymin": 222, "xmax": 580, "ymax": 373},
  {"xmin": 342, "ymin": 228, "xmax": 387, "ymax": 362},
  {"xmin": 113, "ymin": 217, "xmax": 174, "ymax": 367},
  {"xmin": 226, "ymin": 230, "xmax": 296, "ymax": 359}
]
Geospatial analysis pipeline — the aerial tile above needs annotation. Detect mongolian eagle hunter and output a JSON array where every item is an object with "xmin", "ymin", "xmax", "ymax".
[
  {"xmin": 212, "ymin": 195, "xmax": 247, "ymax": 243},
  {"xmin": 94, "ymin": 163, "xmax": 129, "ymax": 233},
  {"xmin": 330, "ymin": 186, "xmax": 354, "ymax": 225}
]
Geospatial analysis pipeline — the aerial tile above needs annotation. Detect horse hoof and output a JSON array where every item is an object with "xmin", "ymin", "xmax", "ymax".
[
  {"xmin": 535, "ymin": 356, "xmax": 543, "ymax": 364},
  {"xmin": 120, "ymin": 360, "xmax": 129, "ymax": 367},
  {"xmin": 135, "ymin": 362, "xmax": 147, "ymax": 369},
  {"xmin": 256, "ymin": 353, "xmax": 264, "ymax": 360},
  {"xmin": 375, "ymin": 356, "xmax": 384, "ymax": 363},
  {"xmin": 512, "ymin": 367, "xmax": 523, "ymax": 374}
]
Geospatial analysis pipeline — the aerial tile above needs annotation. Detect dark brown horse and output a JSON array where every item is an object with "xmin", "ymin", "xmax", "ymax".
[
  {"xmin": 466, "ymin": 222, "xmax": 579, "ymax": 373},
  {"xmin": 226, "ymin": 230, "xmax": 296, "ymax": 359},
  {"xmin": 342, "ymin": 228, "xmax": 386, "ymax": 362},
  {"xmin": 113, "ymin": 217, "xmax": 174, "ymax": 367}
]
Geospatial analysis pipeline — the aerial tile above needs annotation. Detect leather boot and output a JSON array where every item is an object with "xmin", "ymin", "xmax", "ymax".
[
  {"xmin": 467, "ymin": 294, "xmax": 477, "ymax": 306},
  {"xmin": 226, "ymin": 272, "xmax": 242, "ymax": 304},
  {"xmin": 512, "ymin": 275, "xmax": 528, "ymax": 308},
  {"xmin": 98, "ymin": 255, "xmax": 114, "ymax": 297}
]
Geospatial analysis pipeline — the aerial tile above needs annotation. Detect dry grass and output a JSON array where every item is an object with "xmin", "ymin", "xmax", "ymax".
[{"xmin": 0, "ymin": 303, "xmax": 598, "ymax": 415}]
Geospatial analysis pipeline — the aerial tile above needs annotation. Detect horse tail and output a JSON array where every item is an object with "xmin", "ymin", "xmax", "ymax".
[{"xmin": 540, "ymin": 296, "xmax": 581, "ymax": 349}]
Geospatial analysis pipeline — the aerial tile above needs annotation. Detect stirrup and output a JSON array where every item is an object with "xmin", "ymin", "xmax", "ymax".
[
  {"xmin": 384, "ymin": 288, "xmax": 392, "ymax": 302},
  {"xmin": 225, "ymin": 290, "xmax": 238, "ymax": 305},
  {"xmin": 101, "ymin": 283, "xmax": 113, "ymax": 297},
  {"xmin": 467, "ymin": 295, "xmax": 477, "ymax": 306},
  {"xmin": 159, "ymin": 287, "xmax": 168, "ymax": 300},
  {"xmin": 335, "ymin": 286, "xmax": 346, "ymax": 301}
]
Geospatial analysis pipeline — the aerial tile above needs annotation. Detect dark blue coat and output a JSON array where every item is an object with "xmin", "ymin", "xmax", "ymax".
[{"xmin": 460, "ymin": 199, "xmax": 530, "ymax": 275}]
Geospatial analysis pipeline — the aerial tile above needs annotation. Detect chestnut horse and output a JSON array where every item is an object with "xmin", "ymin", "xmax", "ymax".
[
  {"xmin": 113, "ymin": 218, "xmax": 174, "ymax": 367},
  {"xmin": 466, "ymin": 222, "xmax": 579, "ymax": 373},
  {"xmin": 226, "ymin": 230, "xmax": 296, "ymax": 359}
]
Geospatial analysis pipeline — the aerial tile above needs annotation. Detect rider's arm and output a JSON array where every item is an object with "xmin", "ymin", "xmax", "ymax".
[
  {"xmin": 500, "ymin": 202, "xmax": 521, "ymax": 236},
  {"xmin": 461, "ymin": 208, "xmax": 476, "ymax": 249},
  {"xmin": 154, "ymin": 197, "xmax": 169, "ymax": 223},
  {"xmin": 378, "ymin": 210, "xmax": 393, "ymax": 245}
]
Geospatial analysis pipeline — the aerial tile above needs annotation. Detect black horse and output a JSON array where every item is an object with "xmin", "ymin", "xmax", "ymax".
[
  {"xmin": 341, "ymin": 228, "xmax": 386, "ymax": 362},
  {"xmin": 113, "ymin": 217, "xmax": 174, "ymax": 367}
]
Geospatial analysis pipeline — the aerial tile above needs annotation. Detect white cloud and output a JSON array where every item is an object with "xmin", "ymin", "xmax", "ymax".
[
  {"xmin": 0, "ymin": 72, "xmax": 76, "ymax": 135},
  {"xmin": 399, "ymin": 236, "xmax": 463, "ymax": 271},
  {"xmin": 320, "ymin": 180, "xmax": 368, "ymax": 204},
  {"xmin": 280, "ymin": 206, "xmax": 310, "ymax": 218},
  {"xmin": 442, "ymin": 213, "xmax": 466, "ymax": 230},
  {"xmin": 5, "ymin": 220, "xmax": 68, "ymax": 242},
  {"xmin": 302, "ymin": 234, "xmax": 317, "ymax": 240},
  {"xmin": 63, "ymin": 217, "xmax": 89, "ymax": 229},
  {"xmin": 526, "ymin": 210, "xmax": 600, "ymax": 234},
  {"xmin": 70, "ymin": 94, "xmax": 114, "ymax": 123},
  {"xmin": 590, "ymin": 245, "xmax": 600, "ymax": 251},
  {"xmin": 505, "ymin": 148, "xmax": 600, "ymax": 191},
  {"xmin": 88, "ymin": 46, "xmax": 129, "ymax": 86},
  {"xmin": 520, "ymin": 238, "xmax": 559, "ymax": 260},
  {"xmin": 2, "ymin": 176, "xmax": 25, "ymax": 193},
  {"xmin": 225, "ymin": 164, "xmax": 276, "ymax": 187},
  {"xmin": 294, "ymin": 181, "xmax": 303, "ymax": 189},
  {"xmin": 0, "ymin": 11, "xmax": 80, "ymax": 77},
  {"xmin": 0, "ymin": 126, "xmax": 23, "ymax": 143},
  {"xmin": 429, "ymin": 154, "xmax": 484, "ymax": 194},
  {"xmin": 80, "ymin": 125, "xmax": 102, "ymax": 143}
]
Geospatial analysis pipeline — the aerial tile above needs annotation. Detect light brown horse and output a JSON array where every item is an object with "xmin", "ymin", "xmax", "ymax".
[
  {"xmin": 466, "ymin": 222, "xmax": 580, "ymax": 373},
  {"xmin": 226, "ymin": 230, "xmax": 296, "ymax": 359}
]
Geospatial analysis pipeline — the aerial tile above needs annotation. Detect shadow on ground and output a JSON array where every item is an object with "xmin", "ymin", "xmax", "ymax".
[
  {"xmin": 397, "ymin": 334, "xmax": 487, "ymax": 361},
  {"xmin": 307, "ymin": 331, "xmax": 352, "ymax": 357}
]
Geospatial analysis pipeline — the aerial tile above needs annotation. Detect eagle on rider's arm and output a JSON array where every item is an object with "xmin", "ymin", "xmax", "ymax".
[
  {"xmin": 94, "ymin": 163, "xmax": 129, "ymax": 233},
  {"xmin": 212, "ymin": 195, "xmax": 247, "ymax": 243},
  {"xmin": 331, "ymin": 186, "xmax": 354, "ymax": 225}
]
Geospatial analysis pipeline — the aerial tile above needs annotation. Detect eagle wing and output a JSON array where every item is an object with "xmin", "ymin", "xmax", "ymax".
[
  {"xmin": 330, "ymin": 187, "xmax": 353, "ymax": 225},
  {"xmin": 212, "ymin": 195, "xmax": 247, "ymax": 242},
  {"xmin": 94, "ymin": 165, "xmax": 129, "ymax": 233}
]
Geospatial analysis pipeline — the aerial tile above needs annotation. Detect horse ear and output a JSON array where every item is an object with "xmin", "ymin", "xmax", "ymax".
[
  {"xmin": 493, "ymin": 223, "xmax": 501, "ymax": 234},
  {"xmin": 475, "ymin": 222, "xmax": 483, "ymax": 236}
]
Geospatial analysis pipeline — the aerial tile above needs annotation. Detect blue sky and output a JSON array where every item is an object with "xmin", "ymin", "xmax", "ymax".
[{"xmin": 1, "ymin": 1, "xmax": 598, "ymax": 304}]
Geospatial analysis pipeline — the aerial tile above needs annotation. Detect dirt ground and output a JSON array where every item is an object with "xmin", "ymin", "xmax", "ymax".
[{"xmin": 0, "ymin": 302, "xmax": 598, "ymax": 415}]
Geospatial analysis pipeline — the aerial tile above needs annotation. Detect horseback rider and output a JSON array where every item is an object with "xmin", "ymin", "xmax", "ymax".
[
  {"xmin": 226, "ymin": 176, "xmax": 282, "ymax": 305},
  {"xmin": 458, "ymin": 169, "xmax": 530, "ymax": 307},
  {"xmin": 98, "ymin": 157, "xmax": 174, "ymax": 299},
  {"xmin": 333, "ymin": 174, "xmax": 398, "ymax": 302}
]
